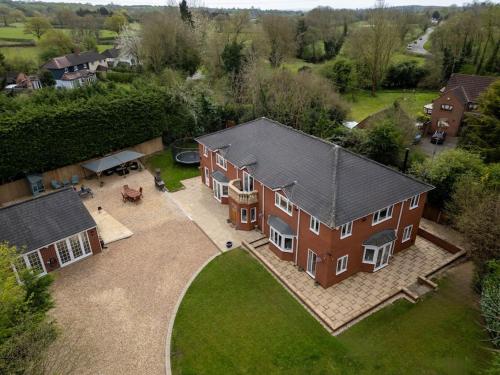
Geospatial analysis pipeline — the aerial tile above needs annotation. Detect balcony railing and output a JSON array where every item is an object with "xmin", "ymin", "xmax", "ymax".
[{"xmin": 228, "ymin": 179, "xmax": 258, "ymax": 205}]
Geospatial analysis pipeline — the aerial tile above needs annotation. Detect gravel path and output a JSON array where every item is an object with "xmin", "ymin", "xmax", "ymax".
[{"xmin": 49, "ymin": 171, "xmax": 218, "ymax": 375}]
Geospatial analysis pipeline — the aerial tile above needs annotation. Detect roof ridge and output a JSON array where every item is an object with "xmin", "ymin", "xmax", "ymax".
[
  {"xmin": 0, "ymin": 187, "xmax": 75, "ymax": 211},
  {"xmin": 329, "ymin": 146, "xmax": 340, "ymax": 227}
]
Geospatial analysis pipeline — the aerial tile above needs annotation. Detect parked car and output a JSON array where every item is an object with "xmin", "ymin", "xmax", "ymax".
[
  {"xmin": 431, "ymin": 130, "xmax": 447, "ymax": 144},
  {"xmin": 412, "ymin": 133, "xmax": 422, "ymax": 144}
]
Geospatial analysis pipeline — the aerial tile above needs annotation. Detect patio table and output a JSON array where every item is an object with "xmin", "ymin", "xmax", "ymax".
[{"xmin": 124, "ymin": 186, "xmax": 141, "ymax": 201}]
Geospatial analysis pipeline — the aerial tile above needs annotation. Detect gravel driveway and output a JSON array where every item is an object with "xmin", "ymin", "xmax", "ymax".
[{"xmin": 49, "ymin": 171, "xmax": 218, "ymax": 374}]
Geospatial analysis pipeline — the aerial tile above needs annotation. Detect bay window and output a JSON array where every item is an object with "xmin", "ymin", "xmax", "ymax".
[{"xmin": 269, "ymin": 226, "xmax": 293, "ymax": 253}]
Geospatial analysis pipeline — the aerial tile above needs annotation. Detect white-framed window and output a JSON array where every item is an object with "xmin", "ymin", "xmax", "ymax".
[
  {"xmin": 336, "ymin": 255, "xmax": 348, "ymax": 275},
  {"xmin": 440, "ymin": 104, "xmax": 453, "ymax": 111},
  {"xmin": 55, "ymin": 231, "xmax": 93, "ymax": 267},
  {"xmin": 213, "ymin": 179, "xmax": 228, "ymax": 201},
  {"xmin": 250, "ymin": 207, "xmax": 257, "ymax": 223},
  {"xmin": 402, "ymin": 225, "xmax": 413, "ymax": 242},
  {"xmin": 363, "ymin": 247, "xmax": 376, "ymax": 263},
  {"xmin": 309, "ymin": 216, "xmax": 320, "ymax": 235},
  {"xmin": 269, "ymin": 226, "xmax": 293, "ymax": 253},
  {"xmin": 204, "ymin": 167, "xmax": 210, "ymax": 186},
  {"xmin": 203, "ymin": 145, "xmax": 208, "ymax": 157},
  {"xmin": 18, "ymin": 250, "xmax": 46, "ymax": 275},
  {"xmin": 241, "ymin": 208, "xmax": 248, "ymax": 223},
  {"xmin": 275, "ymin": 192, "xmax": 292, "ymax": 215},
  {"xmin": 372, "ymin": 205, "xmax": 394, "ymax": 225},
  {"xmin": 409, "ymin": 194, "xmax": 419, "ymax": 209},
  {"xmin": 74, "ymin": 65, "xmax": 79, "ymax": 71},
  {"xmin": 242, "ymin": 171, "xmax": 254, "ymax": 192},
  {"xmin": 216, "ymin": 153, "xmax": 227, "ymax": 170},
  {"xmin": 340, "ymin": 221, "xmax": 353, "ymax": 239}
]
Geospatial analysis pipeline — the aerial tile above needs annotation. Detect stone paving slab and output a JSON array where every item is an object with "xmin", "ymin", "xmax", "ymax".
[
  {"xmin": 91, "ymin": 209, "xmax": 133, "ymax": 244},
  {"xmin": 168, "ymin": 177, "xmax": 262, "ymax": 251},
  {"xmin": 251, "ymin": 237, "xmax": 454, "ymax": 332}
]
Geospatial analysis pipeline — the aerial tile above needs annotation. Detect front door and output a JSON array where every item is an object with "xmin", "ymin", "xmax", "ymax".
[
  {"xmin": 204, "ymin": 167, "xmax": 210, "ymax": 186},
  {"xmin": 374, "ymin": 242, "xmax": 392, "ymax": 271},
  {"xmin": 213, "ymin": 180, "xmax": 222, "ymax": 201},
  {"xmin": 307, "ymin": 249, "xmax": 317, "ymax": 278}
]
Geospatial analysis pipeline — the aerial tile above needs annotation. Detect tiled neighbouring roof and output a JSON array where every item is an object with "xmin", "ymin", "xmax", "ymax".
[
  {"xmin": 0, "ymin": 188, "xmax": 96, "ymax": 254},
  {"xmin": 43, "ymin": 51, "xmax": 105, "ymax": 70},
  {"xmin": 443, "ymin": 73, "xmax": 497, "ymax": 103},
  {"xmin": 196, "ymin": 118, "xmax": 433, "ymax": 228},
  {"xmin": 101, "ymin": 47, "xmax": 120, "ymax": 58}
]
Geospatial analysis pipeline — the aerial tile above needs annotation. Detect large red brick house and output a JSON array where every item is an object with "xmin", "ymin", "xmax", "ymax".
[
  {"xmin": 0, "ymin": 188, "xmax": 101, "ymax": 276},
  {"xmin": 196, "ymin": 118, "xmax": 433, "ymax": 288},
  {"xmin": 428, "ymin": 73, "xmax": 497, "ymax": 136}
]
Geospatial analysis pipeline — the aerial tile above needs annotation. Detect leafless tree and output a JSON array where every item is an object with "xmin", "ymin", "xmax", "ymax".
[
  {"xmin": 345, "ymin": 0, "xmax": 399, "ymax": 95},
  {"xmin": 117, "ymin": 24, "xmax": 142, "ymax": 65},
  {"xmin": 261, "ymin": 15, "xmax": 296, "ymax": 67}
]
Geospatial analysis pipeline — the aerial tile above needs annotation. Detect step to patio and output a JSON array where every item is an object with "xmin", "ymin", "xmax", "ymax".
[
  {"xmin": 407, "ymin": 281, "xmax": 434, "ymax": 298},
  {"xmin": 249, "ymin": 236, "xmax": 269, "ymax": 249}
]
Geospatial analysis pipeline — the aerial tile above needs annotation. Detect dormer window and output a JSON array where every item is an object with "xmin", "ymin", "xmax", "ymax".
[
  {"xmin": 440, "ymin": 104, "xmax": 453, "ymax": 111},
  {"xmin": 74, "ymin": 65, "xmax": 78, "ymax": 72},
  {"xmin": 64, "ymin": 67, "xmax": 69, "ymax": 73}
]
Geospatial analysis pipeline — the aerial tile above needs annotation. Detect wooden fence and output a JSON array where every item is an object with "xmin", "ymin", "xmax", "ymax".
[{"xmin": 0, "ymin": 137, "xmax": 163, "ymax": 205}]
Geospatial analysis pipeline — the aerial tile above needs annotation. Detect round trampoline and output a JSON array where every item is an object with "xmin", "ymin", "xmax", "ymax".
[{"xmin": 172, "ymin": 138, "xmax": 200, "ymax": 165}]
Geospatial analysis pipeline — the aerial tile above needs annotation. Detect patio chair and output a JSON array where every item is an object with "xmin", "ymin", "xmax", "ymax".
[
  {"xmin": 121, "ymin": 191, "xmax": 128, "ymax": 202},
  {"xmin": 78, "ymin": 185, "xmax": 94, "ymax": 198},
  {"xmin": 139, "ymin": 187, "xmax": 143, "ymax": 197},
  {"xmin": 51, "ymin": 180, "xmax": 62, "ymax": 189},
  {"xmin": 71, "ymin": 175, "xmax": 79, "ymax": 185},
  {"xmin": 62, "ymin": 178, "xmax": 71, "ymax": 187}
]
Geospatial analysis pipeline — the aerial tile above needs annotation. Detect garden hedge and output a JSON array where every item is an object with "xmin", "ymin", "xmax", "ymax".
[{"xmin": 0, "ymin": 88, "xmax": 171, "ymax": 182}]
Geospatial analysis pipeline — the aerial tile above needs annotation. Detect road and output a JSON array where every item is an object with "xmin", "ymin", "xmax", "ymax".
[{"xmin": 406, "ymin": 27, "xmax": 434, "ymax": 56}]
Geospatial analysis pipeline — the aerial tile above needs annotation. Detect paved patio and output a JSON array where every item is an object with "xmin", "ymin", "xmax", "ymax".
[
  {"xmin": 168, "ymin": 177, "xmax": 262, "ymax": 251},
  {"xmin": 49, "ymin": 170, "xmax": 218, "ymax": 375},
  {"xmin": 250, "ymin": 238, "xmax": 455, "ymax": 333}
]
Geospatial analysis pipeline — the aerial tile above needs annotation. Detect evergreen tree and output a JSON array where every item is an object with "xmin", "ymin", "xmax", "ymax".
[{"xmin": 179, "ymin": 0, "xmax": 193, "ymax": 28}]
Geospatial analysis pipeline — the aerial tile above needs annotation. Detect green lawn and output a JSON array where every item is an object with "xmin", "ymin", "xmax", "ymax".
[
  {"xmin": 172, "ymin": 250, "xmax": 493, "ymax": 374},
  {"xmin": 171, "ymin": 249, "xmax": 359, "ymax": 374},
  {"xmin": 145, "ymin": 149, "xmax": 200, "ymax": 192},
  {"xmin": 344, "ymin": 89, "xmax": 436, "ymax": 122},
  {"xmin": 0, "ymin": 25, "xmax": 33, "ymax": 40},
  {"xmin": 97, "ymin": 44, "xmax": 114, "ymax": 53},
  {"xmin": 339, "ymin": 264, "xmax": 492, "ymax": 374}
]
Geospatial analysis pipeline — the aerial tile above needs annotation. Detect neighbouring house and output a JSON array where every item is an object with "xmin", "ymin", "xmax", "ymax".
[
  {"xmin": 3, "ymin": 72, "xmax": 42, "ymax": 92},
  {"xmin": 42, "ymin": 51, "xmax": 108, "ymax": 89},
  {"xmin": 196, "ymin": 118, "xmax": 433, "ymax": 288},
  {"xmin": 0, "ymin": 188, "xmax": 101, "ymax": 276},
  {"xmin": 425, "ymin": 73, "xmax": 497, "ymax": 136},
  {"xmin": 102, "ymin": 47, "xmax": 137, "ymax": 67}
]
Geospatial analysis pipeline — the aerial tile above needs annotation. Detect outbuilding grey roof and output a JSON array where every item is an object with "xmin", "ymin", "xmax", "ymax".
[
  {"xmin": 196, "ymin": 118, "xmax": 433, "ymax": 228},
  {"xmin": 363, "ymin": 229, "xmax": 396, "ymax": 247},
  {"xmin": 0, "ymin": 188, "xmax": 96, "ymax": 254},
  {"xmin": 268, "ymin": 215, "xmax": 295, "ymax": 236}
]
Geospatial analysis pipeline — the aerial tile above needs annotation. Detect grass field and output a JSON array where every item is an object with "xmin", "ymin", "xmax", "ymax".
[
  {"xmin": 145, "ymin": 148, "xmax": 200, "ymax": 192},
  {"xmin": 343, "ymin": 89, "xmax": 436, "ymax": 121},
  {"xmin": 0, "ymin": 25, "xmax": 33, "ymax": 40},
  {"xmin": 97, "ymin": 44, "xmax": 114, "ymax": 53},
  {"xmin": 0, "ymin": 46, "xmax": 40, "ymax": 61},
  {"xmin": 171, "ymin": 250, "xmax": 493, "ymax": 374}
]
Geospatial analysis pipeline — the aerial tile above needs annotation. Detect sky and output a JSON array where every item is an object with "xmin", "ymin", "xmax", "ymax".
[{"xmin": 42, "ymin": 0, "xmax": 471, "ymax": 10}]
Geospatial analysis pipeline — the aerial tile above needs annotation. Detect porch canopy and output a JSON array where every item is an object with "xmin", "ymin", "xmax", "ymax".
[{"xmin": 82, "ymin": 150, "xmax": 145, "ymax": 175}]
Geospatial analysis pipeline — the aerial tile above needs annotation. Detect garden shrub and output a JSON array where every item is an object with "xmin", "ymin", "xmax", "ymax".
[
  {"xmin": 480, "ymin": 261, "xmax": 500, "ymax": 348},
  {"xmin": 106, "ymin": 71, "xmax": 136, "ymax": 83}
]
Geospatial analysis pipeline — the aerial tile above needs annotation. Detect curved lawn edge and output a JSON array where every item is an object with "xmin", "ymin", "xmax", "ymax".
[{"xmin": 164, "ymin": 251, "xmax": 222, "ymax": 375}]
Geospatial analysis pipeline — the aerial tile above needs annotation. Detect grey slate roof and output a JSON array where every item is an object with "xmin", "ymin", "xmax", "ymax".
[
  {"xmin": 42, "ymin": 51, "xmax": 105, "ymax": 70},
  {"xmin": 268, "ymin": 215, "xmax": 295, "ymax": 236},
  {"xmin": 101, "ymin": 47, "xmax": 120, "ymax": 59},
  {"xmin": 212, "ymin": 170, "xmax": 228, "ymax": 183},
  {"xmin": 196, "ymin": 118, "xmax": 433, "ymax": 228},
  {"xmin": 444, "ymin": 74, "xmax": 497, "ymax": 104},
  {"xmin": 363, "ymin": 229, "xmax": 396, "ymax": 247},
  {"xmin": 0, "ymin": 188, "xmax": 96, "ymax": 254}
]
